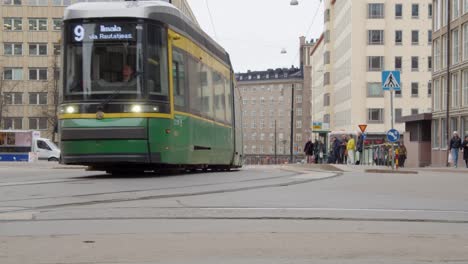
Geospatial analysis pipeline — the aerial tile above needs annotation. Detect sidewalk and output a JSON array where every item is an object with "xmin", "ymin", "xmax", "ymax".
[{"xmin": 294, "ymin": 163, "xmax": 468, "ymax": 174}]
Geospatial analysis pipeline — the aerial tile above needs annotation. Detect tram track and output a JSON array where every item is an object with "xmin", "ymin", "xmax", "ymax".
[{"xmin": 0, "ymin": 174, "xmax": 342, "ymax": 215}]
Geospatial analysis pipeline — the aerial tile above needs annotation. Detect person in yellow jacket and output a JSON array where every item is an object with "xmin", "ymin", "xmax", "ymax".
[{"xmin": 346, "ymin": 134, "xmax": 356, "ymax": 165}]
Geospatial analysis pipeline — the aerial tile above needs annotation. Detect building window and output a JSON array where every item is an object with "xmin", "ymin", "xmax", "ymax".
[
  {"xmin": 3, "ymin": 118, "xmax": 22, "ymax": 129},
  {"xmin": 463, "ymin": 23, "xmax": 468, "ymax": 61},
  {"xmin": 29, "ymin": 117, "xmax": 47, "ymax": 130},
  {"xmin": 441, "ymin": 118, "xmax": 447, "ymax": 148},
  {"xmin": 251, "ymin": 110, "xmax": 256, "ymax": 117},
  {"xmin": 323, "ymin": 93, "xmax": 331, "ymax": 105},
  {"xmin": 434, "ymin": 79, "xmax": 441, "ymax": 110},
  {"xmin": 428, "ymin": 56, "xmax": 432, "ymax": 70},
  {"xmin": 433, "ymin": 119, "xmax": 439, "ymax": 148},
  {"xmin": 29, "ymin": 43, "xmax": 47, "ymax": 56},
  {"xmin": 428, "ymin": 81, "xmax": 432, "ymax": 97},
  {"xmin": 411, "ymin": 108, "xmax": 419, "ymax": 115},
  {"xmin": 3, "ymin": 43, "xmax": 22, "ymax": 55},
  {"xmin": 52, "ymin": 0, "xmax": 71, "ymax": 6},
  {"xmin": 442, "ymin": 77, "xmax": 447, "ymax": 110},
  {"xmin": 251, "ymin": 98, "xmax": 256, "ymax": 105},
  {"xmin": 435, "ymin": 38, "xmax": 441, "ymax": 70},
  {"xmin": 465, "ymin": 0, "xmax": 468, "ymax": 14},
  {"xmin": 395, "ymin": 89, "xmax": 402, "ymax": 97},
  {"xmin": 53, "ymin": 44, "xmax": 61, "ymax": 55},
  {"xmin": 368, "ymin": 30, "xmax": 384, "ymax": 45},
  {"xmin": 452, "ymin": 29, "xmax": 459, "ymax": 65},
  {"xmin": 411, "ymin": 82, "xmax": 419, "ymax": 97},
  {"xmin": 367, "ymin": 56, "xmax": 384, "ymax": 71},
  {"xmin": 52, "ymin": 18, "xmax": 61, "ymax": 31},
  {"xmin": 442, "ymin": 34, "xmax": 447, "ymax": 68},
  {"xmin": 395, "ymin": 4, "xmax": 402, "ymax": 18},
  {"xmin": 395, "ymin": 56, "xmax": 402, "ymax": 71},
  {"xmin": 296, "ymin": 95, "xmax": 302, "ymax": 104},
  {"xmin": 324, "ymin": 8, "xmax": 330, "ymax": 22},
  {"xmin": 412, "ymin": 30, "xmax": 419, "ymax": 45},
  {"xmin": 367, "ymin": 108, "xmax": 384, "ymax": 123},
  {"xmin": 296, "ymin": 108, "xmax": 302, "ymax": 116},
  {"xmin": 4, "ymin": 92, "xmax": 22, "ymax": 105},
  {"xmin": 367, "ymin": 82, "xmax": 384, "ymax": 97},
  {"xmin": 29, "ymin": 92, "xmax": 47, "ymax": 105},
  {"xmin": 29, "ymin": 68, "xmax": 47, "ymax": 80},
  {"xmin": 296, "ymin": 120, "xmax": 302, "ymax": 129},
  {"xmin": 3, "ymin": 0, "xmax": 22, "ymax": 5},
  {"xmin": 412, "ymin": 4, "xmax": 419, "ymax": 18},
  {"xmin": 452, "ymin": 0, "xmax": 460, "ymax": 19},
  {"xmin": 323, "ymin": 72, "xmax": 330, "ymax": 85},
  {"xmin": 428, "ymin": 30, "xmax": 432, "ymax": 44},
  {"xmin": 463, "ymin": 71, "xmax": 468, "ymax": 106},
  {"xmin": 395, "ymin": 108, "xmax": 403, "ymax": 123},
  {"xmin": 452, "ymin": 73, "xmax": 460, "ymax": 107},
  {"xmin": 296, "ymin": 134, "xmax": 302, "ymax": 142},
  {"xmin": 242, "ymin": 99, "xmax": 247, "ymax": 105},
  {"xmin": 28, "ymin": 0, "xmax": 48, "ymax": 6},
  {"xmin": 368, "ymin": 3, "xmax": 384, "ymax": 19},
  {"xmin": 324, "ymin": 51, "xmax": 330, "ymax": 64},
  {"xmin": 325, "ymin": 30, "xmax": 330, "ymax": 43},
  {"xmin": 28, "ymin": 18, "xmax": 48, "ymax": 31},
  {"xmin": 395, "ymin": 30, "xmax": 402, "ymax": 45},
  {"xmin": 324, "ymin": 114, "xmax": 330, "ymax": 123},
  {"xmin": 411, "ymin": 56, "xmax": 419, "ymax": 71},
  {"xmin": 429, "ymin": 3, "xmax": 433, "ymax": 18},
  {"xmin": 3, "ymin": 68, "xmax": 23, "ymax": 80},
  {"xmin": 3, "ymin": 17, "xmax": 22, "ymax": 31}
]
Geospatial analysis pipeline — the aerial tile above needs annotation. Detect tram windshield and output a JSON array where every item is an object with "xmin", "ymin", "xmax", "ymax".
[{"xmin": 64, "ymin": 22, "xmax": 168, "ymax": 101}]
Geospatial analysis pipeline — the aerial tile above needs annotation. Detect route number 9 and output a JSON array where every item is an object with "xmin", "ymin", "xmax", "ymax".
[{"xmin": 73, "ymin": 25, "xmax": 84, "ymax": 42}]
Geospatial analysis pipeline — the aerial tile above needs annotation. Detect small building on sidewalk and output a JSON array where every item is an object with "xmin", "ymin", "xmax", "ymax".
[{"xmin": 401, "ymin": 113, "xmax": 432, "ymax": 167}]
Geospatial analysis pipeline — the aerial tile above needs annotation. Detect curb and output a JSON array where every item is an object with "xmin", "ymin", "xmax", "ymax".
[{"xmin": 365, "ymin": 169, "xmax": 418, "ymax": 174}]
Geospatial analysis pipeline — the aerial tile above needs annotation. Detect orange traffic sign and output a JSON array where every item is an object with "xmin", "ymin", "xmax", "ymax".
[{"xmin": 358, "ymin": 124, "xmax": 367, "ymax": 133}]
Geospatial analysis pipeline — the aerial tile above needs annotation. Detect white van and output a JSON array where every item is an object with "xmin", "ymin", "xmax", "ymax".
[{"xmin": 33, "ymin": 138, "xmax": 61, "ymax": 161}]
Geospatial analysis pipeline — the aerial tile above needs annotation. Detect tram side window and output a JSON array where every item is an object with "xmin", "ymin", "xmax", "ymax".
[
  {"xmin": 225, "ymin": 79, "xmax": 233, "ymax": 124},
  {"xmin": 200, "ymin": 64, "xmax": 214, "ymax": 118},
  {"xmin": 188, "ymin": 57, "xmax": 202, "ymax": 113},
  {"xmin": 213, "ymin": 72, "xmax": 226, "ymax": 123},
  {"xmin": 147, "ymin": 24, "xmax": 169, "ymax": 100},
  {"xmin": 172, "ymin": 48, "xmax": 187, "ymax": 109}
]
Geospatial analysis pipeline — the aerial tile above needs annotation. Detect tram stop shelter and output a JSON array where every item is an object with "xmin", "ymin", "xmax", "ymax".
[{"xmin": 400, "ymin": 113, "xmax": 432, "ymax": 167}]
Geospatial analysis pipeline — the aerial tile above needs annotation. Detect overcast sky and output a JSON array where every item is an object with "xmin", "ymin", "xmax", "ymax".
[{"xmin": 187, "ymin": 0, "xmax": 324, "ymax": 73}]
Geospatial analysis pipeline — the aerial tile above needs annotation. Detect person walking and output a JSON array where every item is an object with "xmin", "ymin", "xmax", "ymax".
[
  {"xmin": 303, "ymin": 139, "xmax": 314, "ymax": 163},
  {"xmin": 346, "ymin": 134, "xmax": 355, "ymax": 165},
  {"xmin": 449, "ymin": 131, "xmax": 463, "ymax": 168},
  {"xmin": 398, "ymin": 142, "xmax": 407, "ymax": 168},
  {"xmin": 356, "ymin": 132, "xmax": 364, "ymax": 165},
  {"xmin": 463, "ymin": 136, "xmax": 468, "ymax": 168}
]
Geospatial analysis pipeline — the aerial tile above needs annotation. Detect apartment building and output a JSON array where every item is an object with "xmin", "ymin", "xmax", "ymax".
[
  {"xmin": 236, "ymin": 67, "xmax": 305, "ymax": 164},
  {"xmin": 314, "ymin": 0, "xmax": 433, "ymax": 136},
  {"xmin": 431, "ymin": 0, "xmax": 468, "ymax": 166},
  {"xmin": 0, "ymin": 0, "xmax": 195, "ymax": 141}
]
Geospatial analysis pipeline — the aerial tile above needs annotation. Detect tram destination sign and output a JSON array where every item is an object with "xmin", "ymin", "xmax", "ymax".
[{"xmin": 71, "ymin": 23, "xmax": 136, "ymax": 42}]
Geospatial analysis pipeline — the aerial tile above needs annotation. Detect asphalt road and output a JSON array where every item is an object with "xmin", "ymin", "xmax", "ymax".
[{"xmin": 1, "ymin": 164, "xmax": 468, "ymax": 263}]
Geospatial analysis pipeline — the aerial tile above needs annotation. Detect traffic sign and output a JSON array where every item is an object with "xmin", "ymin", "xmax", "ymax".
[
  {"xmin": 386, "ymin": 129, "xmax": 400, "ymax": 142},
  {"xmin": 358, "ymin": 124, "xmax": 367, "ymax": 133},
  {"xmin": 382, "ymin": 71, "xmax": 401, "ymax": 91}
]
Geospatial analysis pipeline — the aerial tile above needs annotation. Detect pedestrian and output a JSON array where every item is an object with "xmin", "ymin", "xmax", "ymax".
[
  {"xmin": 398, "ymin": 142, "xmax": 407, "ymax": 168},
  {"xmin": 314, "ymin": 139, "xmax": 324, "ymax": 164},
  {"xmin": 333, "ymin": 137, "xmax": 342, "ymax": 164},
  {"xmin": 356, "ymin": 132, "xmax": 364, "ymax": 165},
  {"xmin": 340, "ymin": 135, "xmax": 348, "ymax": 164},
  {"xmin": 346, "ymin": 134, "xmax": 355, "ymax": 165},
  {"xmin": 303, "ymin": 139, "xmax": 314, "ymax": 163},
  {"xmin": 449, "ymin": 131, "xmax": 463, "ymax": 168},
  {"xmin": 463, "ymin": 136, "xmax": 468, "ymax": 168}
]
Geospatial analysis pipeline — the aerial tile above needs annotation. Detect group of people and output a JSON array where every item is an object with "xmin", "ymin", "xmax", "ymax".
[
  {"xmin": 449, "ymin": 131, "xmax": 468, "ymax": 168},
  {"xmin": 303, "ymin": 139, "xmax": 325, "ymax": 164},
  {"xmin": 304, "ymin": 132, "xmax": 408, "ymax": 167}
]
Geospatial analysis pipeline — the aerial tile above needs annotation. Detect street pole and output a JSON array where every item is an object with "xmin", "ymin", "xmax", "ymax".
[
  {"xmin": 274, "ymin": 119, "xmax": 277, "ymax": 164},
  {"xmin": 391, "ymin": 89, "xmax": 395, "ymax": 170},
  {"xmin": 446, "ymin": 0, "xmax": 451, "ymax": 167},
  {"xmin": 290, "ymin": 83, "xmax": 294, "ymax": 163}
]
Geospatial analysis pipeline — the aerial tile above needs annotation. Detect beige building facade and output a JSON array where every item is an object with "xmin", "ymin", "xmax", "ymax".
[
  {"xmin": 236, "ymin": 68, "xmax": 305, "ymax": 164},
  {"xmin": 0, "ymin": 0, "xmax": 195, "ymax": 140},
  {"xmin": 313, "ymin": 0, "xmax": 433, "ymax": 136},
  {"xmin": 431, "ymin": 0, "xmax": 468, "ymax": 166}
]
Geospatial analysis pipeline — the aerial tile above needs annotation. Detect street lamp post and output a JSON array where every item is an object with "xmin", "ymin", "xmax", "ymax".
[{"xmin": 290, "ymin": 83, "xmax": 294, "ymax": 163}]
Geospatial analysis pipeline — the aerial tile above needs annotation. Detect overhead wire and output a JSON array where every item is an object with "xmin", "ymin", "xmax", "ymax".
[{"xmin": 205, "ymin": 0, "xmax": 218, "ymax": 41}]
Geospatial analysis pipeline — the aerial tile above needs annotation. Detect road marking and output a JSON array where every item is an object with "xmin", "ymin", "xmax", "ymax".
[
  {"xmin": 0, "ymin": 211, "xmax": 36, "ymax": 220},
  {"xmin": 0, "ymin": 179, "xmax": 80, "ymax": 187}
]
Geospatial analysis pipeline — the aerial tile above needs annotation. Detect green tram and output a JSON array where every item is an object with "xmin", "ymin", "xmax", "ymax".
[{"xmin": 59, "ymin": 1, "xmax": 243, "ymax": 173}]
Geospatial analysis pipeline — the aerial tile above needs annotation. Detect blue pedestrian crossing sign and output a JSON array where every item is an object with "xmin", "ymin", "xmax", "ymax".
[
  {"xmin": 386, "ymin": 129, "xmax": 400, "ymax": 142},
  {"xmin": 382, "ymin": 71, "xmax": 401, "ymax": 91}
]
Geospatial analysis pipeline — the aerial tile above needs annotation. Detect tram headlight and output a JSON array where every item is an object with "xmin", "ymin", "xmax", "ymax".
[
  {"xmin": 130, "ymin": 104, "xmax": 143, "ymax": 113},
  {"xmin": 65, "ymin": 105, "xmax": 77, "ymax": 114}
]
